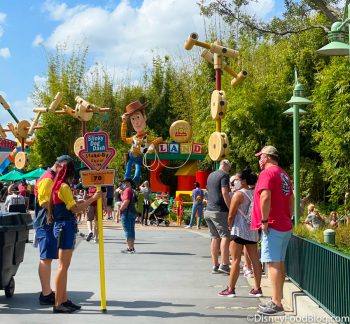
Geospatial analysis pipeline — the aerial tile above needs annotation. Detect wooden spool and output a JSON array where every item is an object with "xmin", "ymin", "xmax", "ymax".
[
  {"xmin": 211, "ymin": 90, "xmax": 227, "ymax": 120},
  {"xmin": 75, "ymin": 103, "xmax": 93, "ymax": 122},
  {"xmin": 184, "ymin": 32, "xmax": 198, "ymax": 50},
  {"xmin": 74, "ymin": 137, "xmax": 85, "ymax": 157},
  {"xmin": 15, "ymin": 151, "xmax": 29, "ymax": 169},
  {"xmin": 208, "ymin": 132, "xmax": 229, "ymax": 161},
  {"xmin": 15, "ymin": 120, "xmax": 31, "ymax": 139}
]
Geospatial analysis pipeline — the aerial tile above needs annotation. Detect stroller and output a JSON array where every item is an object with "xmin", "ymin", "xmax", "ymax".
[{"xmin": 149, "ymin": 198, "xmax": 170, "ymax": 226}]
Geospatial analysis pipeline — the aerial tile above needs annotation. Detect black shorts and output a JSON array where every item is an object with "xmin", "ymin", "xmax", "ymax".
[
  {"xmin": 231, "ymin": 235, "xmax": 257, "ymax": 245},
  {"xmin": 107, "ymin": 198, "xmax": 113, "ymax": 207}
]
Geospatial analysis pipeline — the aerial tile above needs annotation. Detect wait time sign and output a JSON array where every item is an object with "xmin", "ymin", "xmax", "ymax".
[{"xmin": 78, "ymin": 131, "xmax": 116, "ymax": 187}]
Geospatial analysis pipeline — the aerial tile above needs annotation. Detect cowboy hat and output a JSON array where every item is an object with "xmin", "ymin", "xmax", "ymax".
[{"xmin": 124, "ymin": 101, "xmax": 147, "ymax": 116}]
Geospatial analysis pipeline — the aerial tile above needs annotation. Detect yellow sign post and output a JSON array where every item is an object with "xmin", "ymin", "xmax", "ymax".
[
  {"xmin": 78, "ymin": 131, "xmax": 116, "ymax": 312},
  {"xmin": 96, "ymin": 185, "xmax": 107, "ymax": 312}
]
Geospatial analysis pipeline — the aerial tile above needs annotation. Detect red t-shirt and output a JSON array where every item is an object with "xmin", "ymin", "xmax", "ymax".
[
  {"xmin": 89, "ymin": 187, "xmax": 97, "ymax": 206},
  {"xmin": 122, "ymin": 187, "xmax": 133, "ymax": 202},
  {"xmin": 251, "ymin": 165, "xmax": 293, "ymax": 232},
  {"xmin": 18, "ymin": 183, "xmax": 27, "ymax": 197}
]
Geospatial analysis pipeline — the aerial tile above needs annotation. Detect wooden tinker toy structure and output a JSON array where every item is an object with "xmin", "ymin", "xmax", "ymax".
[{"xmin": 184, "ymin": 32, "xmax": 248, "ymax": 163}]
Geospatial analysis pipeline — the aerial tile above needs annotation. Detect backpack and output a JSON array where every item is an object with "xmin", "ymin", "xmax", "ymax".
[
  {"xmin": 238, "ymin": 189, "xmax": 254, "ymax": 225},
  {"xmin": 195, "ymin": 190, "xmax": 204, "ymax": 203},
  {"xmin": 132, "ymin": 189, "xmax": 139, "ymax": 205}
]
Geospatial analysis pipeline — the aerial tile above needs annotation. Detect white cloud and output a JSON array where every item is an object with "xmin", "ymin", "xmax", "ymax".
[
  {"xmin": 33, "ymin": 75, "xmax": 48, "ymax": 91},
  {"xmin": 0, "ymin": 48, "xmax": 10, "ymax": 59},
  {"xmin": 32, "ymin": 34, "xmax": 44, "ymax": 47},
  {"xmin": 41, "ymin": 0, "xmax": 276, "ymax": 80},
  {"xmin": 0, "ymin": 12, "xmax": 6, "ymax": 24},
  {"xmin": 0, "ymin": 12, "xmax": 10, "ymax": 59},
  {"xmin": 41, "ymin": 0, "xmax": 205, "ymax": 80},
  {"xmin": 42, "ymin": 0, "xmax": 88, "ymax": 21}
]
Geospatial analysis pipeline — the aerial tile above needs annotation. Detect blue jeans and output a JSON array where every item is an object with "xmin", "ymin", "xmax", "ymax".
[
  {"xmin": 121, "ymin": 210, "xmax": 137, "ymax": 240},
  {"xmin": 124, "ymin": 152, "xmax": 142, "ymax": 184},
  {"xmin": 189, "ymin": 203, "xmax": 204, "ymax": 227}
]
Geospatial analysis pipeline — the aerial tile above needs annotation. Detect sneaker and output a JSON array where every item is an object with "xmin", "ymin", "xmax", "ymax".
[
  {"xmin": 257, "ymin": 301, "xmax": 285, "ymax": 316},
  {"xmin": 39, "ymin": 291, "xmax": 55, "ymax": 305},
  {"xmin": 121, "ymin": 248, "xmax": 136, "ymax": 254},
  {"xmin": 86, "ymin": 232, "xmax": 93, "ymax": 242},
  {"xmin": 258, "ymin": 298, "xmax": 271, "ymax": 309},
  {"xmin": 63, "ymin": 299, "xmax": 81, "ymax": 310},
  {"xmin": 218, "ymin": 264, "xmax": 231, "ymax": 275},
  {"xmin": 185, "ymin": 225, "xmax": 192, "ymax": 229},
  {"xmin": 218, "ymin": 287, "xmax": 236, "ymax": 297},
  {"xmin": 53, "ymin": 303, "xmax": 76, "ymax": 313},
  {"xmin": 249, "ymin": 287, "xmax": 263, "ymax": 297},
  {"xmin": 211, "ymin": 265, "xmax": 220, "ymax": 274},
  {"xmin": 93, "ymin": 237, "xmax": 98, "ymax": 244},
  {"xmin": 244, "ymin": 269, "xmax": 254, "ymax": 278}
]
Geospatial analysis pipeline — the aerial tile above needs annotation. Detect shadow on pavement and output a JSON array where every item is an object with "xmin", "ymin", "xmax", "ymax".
[
  {"xmin": 136, "ymin": 252, "xmax": 195, "ymax": 256},
  {"xmin": 0, "ymin": 291, "xmax": 94, "ymax": 314}
]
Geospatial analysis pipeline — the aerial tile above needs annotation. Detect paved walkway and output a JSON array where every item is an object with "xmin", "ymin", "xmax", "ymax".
[{"xmin": 0, "ymin": 221, "xmax": 260, "ymax": 324}]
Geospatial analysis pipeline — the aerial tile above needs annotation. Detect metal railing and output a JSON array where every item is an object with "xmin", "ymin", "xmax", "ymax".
[{"xmin": 285, "ymin": 235, "xmax": 350, "ymax": 320}]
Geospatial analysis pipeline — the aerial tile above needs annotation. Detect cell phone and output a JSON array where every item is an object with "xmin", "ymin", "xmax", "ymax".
[{"xmin": 57, "ymin": 227, "xmax": 65, "ymax": 249}]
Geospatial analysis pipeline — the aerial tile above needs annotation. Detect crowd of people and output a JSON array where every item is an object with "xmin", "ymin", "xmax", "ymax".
[
  {"xmin": 8, "ymin": 143, "xmax": 341, "ymax": 317},
  {"xmin": 201, "ymin": 146, "xmax": 294, "ymax": 317}
]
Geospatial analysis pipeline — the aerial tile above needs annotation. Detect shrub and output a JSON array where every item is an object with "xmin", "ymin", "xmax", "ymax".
[{"xmin": 293, "ymin": 224, "xmax": 350, "ymax": 255}]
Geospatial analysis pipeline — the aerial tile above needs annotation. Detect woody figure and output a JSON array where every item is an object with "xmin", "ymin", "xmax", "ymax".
[{"xmin": 121, "ymin": 101, "xmax": 162, "ymax": 184}]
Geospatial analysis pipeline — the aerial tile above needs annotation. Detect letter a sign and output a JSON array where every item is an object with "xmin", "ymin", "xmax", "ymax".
[{"xmin": 79, "ymin": 131, "xmax": 116, "ymax": 171}]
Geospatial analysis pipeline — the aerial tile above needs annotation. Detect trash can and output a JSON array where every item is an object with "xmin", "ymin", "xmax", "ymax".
[
  {"xmin": 324, "ymin": 228, "xmax": 336, "ymax": 245},
  {"xmin": 0, "ymin": 212, "xmax": 32, "ymax": 298}
]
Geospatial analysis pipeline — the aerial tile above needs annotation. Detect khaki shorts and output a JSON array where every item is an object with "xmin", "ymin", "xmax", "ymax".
[
  {"xmin": 204, "ymin": 210, "xmax": 230, "ymax": 239},
  {"xmin": 87, "ymin": 205, "xmax": 97, "ymax": 221}
]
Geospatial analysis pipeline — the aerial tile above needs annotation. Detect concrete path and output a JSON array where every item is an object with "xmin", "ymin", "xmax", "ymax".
[{"xmin": 0, "ymin": 222, "xmax": 259, "ymax": 324}]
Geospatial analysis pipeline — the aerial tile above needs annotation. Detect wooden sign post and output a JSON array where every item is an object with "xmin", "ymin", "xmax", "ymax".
[{"xmin": 78, "ymin": 131, "xmax": 116, "ymax": 312}]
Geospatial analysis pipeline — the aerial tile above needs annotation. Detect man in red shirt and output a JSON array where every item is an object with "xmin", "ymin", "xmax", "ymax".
[{"xmin": 251, "ymin": 146, "xmax": 293, "ymax": 316}]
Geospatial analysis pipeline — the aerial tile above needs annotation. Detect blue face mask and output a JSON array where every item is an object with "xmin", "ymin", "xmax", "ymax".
[{"xmin": 121, "ymin": 183, "xmax": 127, "ymax": 189}]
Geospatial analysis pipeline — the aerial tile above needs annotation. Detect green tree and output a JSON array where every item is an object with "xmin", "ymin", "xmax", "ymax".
[
  {"xmin": 312, "ymin": 57, "xmax": 350, "ymax": 203},
  {"xmin": 31, "ymin": 45, "xmax": 88, "ymax": 166}
]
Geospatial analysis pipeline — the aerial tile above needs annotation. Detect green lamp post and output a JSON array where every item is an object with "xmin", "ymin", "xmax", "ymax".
[
  {"xmin": 284, "ymin": 78, "xmax": 312, "ymax": 226},
  {"xmin": 317, "ymin": 5, "xmax": 350, "ymax": 56}
]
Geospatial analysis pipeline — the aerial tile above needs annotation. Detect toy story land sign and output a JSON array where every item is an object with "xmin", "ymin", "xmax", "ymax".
[{"xmin": 78, "ymin": 131, "xmax": 116, "ymax": 186}]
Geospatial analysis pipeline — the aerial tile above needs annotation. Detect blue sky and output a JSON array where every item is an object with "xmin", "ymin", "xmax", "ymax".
[{"xmin": 0, "ymin": 0, "xmax": 281, "ymax": 134}]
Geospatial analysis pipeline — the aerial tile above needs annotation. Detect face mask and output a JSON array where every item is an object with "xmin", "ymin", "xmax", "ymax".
[
  {"xmin": 121, "ymin": 183, "xmax": 127, "ymax": 189},
  {"xmin": 259, "ymin": 156, "xmax": 268, "ymax": 170},
  {"xmin": 234, "ymin": 180, "xmax": 242, "ymax": 190}
]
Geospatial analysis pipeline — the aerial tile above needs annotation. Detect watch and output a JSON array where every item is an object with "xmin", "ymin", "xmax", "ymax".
[{"xmin": 261, "ymin": 219, "xmax": 268, "ymax": 224}]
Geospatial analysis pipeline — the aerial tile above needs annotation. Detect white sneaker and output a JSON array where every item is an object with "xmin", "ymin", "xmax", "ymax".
[
  {"xmin": 93, "ymin": 237, "xmax": 98, "ymax": 244},
  {"xmin": 185, "ymin": 225, "xmax": 192, "ymax": 229}
]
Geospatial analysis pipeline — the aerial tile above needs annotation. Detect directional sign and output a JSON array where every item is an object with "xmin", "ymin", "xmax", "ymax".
[
  {"xmin": 79, "ymin": 131, "xmax": 116, "ymax": 171},
  {"xmin": 80, "ymin": 169, "xmax": 115, "ymax": 187}
]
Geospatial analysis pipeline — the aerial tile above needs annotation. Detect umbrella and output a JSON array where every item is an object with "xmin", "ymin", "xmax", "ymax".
[
  {"xmin": 22, "ymin": 168, "xmax": 46, "ymax": 181},
  {"xmin": 0, "ymin": 170, "xmax": 24, "ymax": 182}
]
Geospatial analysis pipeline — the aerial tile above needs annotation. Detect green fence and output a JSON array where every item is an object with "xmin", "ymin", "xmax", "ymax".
[{"xmin": 285, "ymin": 235, "xmax": 350, "ymax": 320}]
